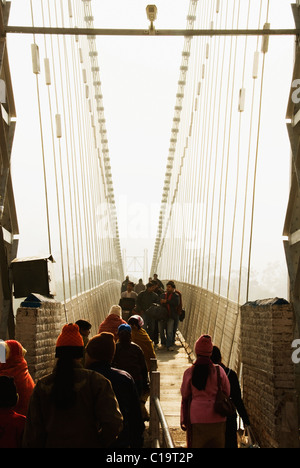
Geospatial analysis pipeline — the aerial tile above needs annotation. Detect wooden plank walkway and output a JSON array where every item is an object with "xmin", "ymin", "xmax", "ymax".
[{"xmin": 151, "ymin": 337, "xmax": 193, "ymax": 448}]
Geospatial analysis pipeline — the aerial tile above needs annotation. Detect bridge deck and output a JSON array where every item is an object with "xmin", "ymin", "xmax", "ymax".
[{"xmin": 148, "ymin": 338, "xmax": 192, "ymax": 448}]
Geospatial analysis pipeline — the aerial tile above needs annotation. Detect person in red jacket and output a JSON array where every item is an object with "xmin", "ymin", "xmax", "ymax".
[
  {"xmin": 0, "ymin": 375, "xmax": 26, "ymax": 448},
  {"xmin": 98, "ymin": 305, "xmax": 127, "ymax": 341},
  {"xmin": 0, "ymin": 340, "xmax": 35, "ymax": 417},
  {"xmin": 180, "ymin": 334, "xmax": 230, "ymax": 448}
]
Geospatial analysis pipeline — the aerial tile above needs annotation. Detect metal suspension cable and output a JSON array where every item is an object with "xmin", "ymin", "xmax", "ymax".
[
  {"xmin": 80, "ymin": 4, "xmax": 100, "ymax": 289},
  {"xmin": 149, "ymin": 0, "xmax": 276, "ymax": 316},
  {"xmin": 68, "ymin": 0, "xmax": 89, "ymax": 292},
  {"xmin": 237, "ymin": 0, "xmax": 264, "ymax": 307},
  {"xmin": 185, "ymin": 0, "xmax": 211, "ymax": 285},
  {"xmin": 41, "ymin": 0, "xmax": 69, "ymax": 315},
  {"xmin": 71, "ymin": 0, "xmax": 94, "ymax": 291},
  {"xmin": 81, "ymin": 0, "xmax": 104, "ymax": 289},
  {"xmin": 73, "ymin": 0, "xmax": 108, "ymax": 307},
  {"xmin": 151, "ymin": 0, "xmax": 198, "ymax": 278},
  {"xmin": 204, "ymin": 30, "xmax": 223, "ymax": 292},
  {"xmin": 220, "ymin": 0, "xmax": 252, "ymax": 353},
  {"xmin": 14, "ymin": 0, "xmax": 122, "ymax": 313},
  {"xmin": 177, "ymin": 2, "xmax": 200, "ymax": 283},
  {"xmin": 64, "ymin": 0, "xmax": 84, "ymax": 294},
  {"xmin": 74, "ymin": 0, "xmax": 123, "ymax": 284},
  {"xmin": 218, "ymin": 0, "xmax": 242, "ymax": 350},
  {"xmin": 75, "ymin": 5, "xmax": 94, "ymax": 290},
  {"xmin": 190, "ymin": 0, "xmax": 210, "ymax": 287},
  {"xmin": 39, "ymin": 0, "xmax": 69, "ymax": 316},
  {"xmin": 208, "ymin": 0, "xmax": 231, "ymax": 339},
  {"xmin": 192, "ymin": 0, "xmax": 217, "ymax": 335},
  {"xmin": 199, "ymin": 1, "xmax": 220, "ymax": 291},
  {"xmin": 83, "ymin": 1, "xmax": 115, "ymax": 286},
  {"xmin": 246, "ymin": 0, "xmax": 270, "ymax": 301},
  {"xmin": 205, "ymin": 4, "xmax": 227, "ymax": 334},
  {"xmin": 182, "ymin": 6, "xmax": 205, "ymax": 284},
  {"xmin": 225, "ymin": 0, "xmax": 243, "ymax": 302},
  {"xmin": 227, "ymin": 0, "xmax": 269, "ymax": 367},
  {"xmin": 210, "ymin": 0, "xmax": 230, "ymax": 299},
  {"xmin": 205, "ymin": 0, "xmax": 235, "ymax": 337},
  {"xmin": 29, "ymin": 0, "xmax": 52, "ymax": 257},
  {"xmin": 216, "ymin": 0, "xmax": 237, "ymax": 299},
  {"xmin": 58, "ymin": 0, "xmax": 81, "ymax": 299},
  {"xmin": 187, "ymin": 28, "xmax": 203, "ymax": 286},
  {"xmin": 70, "ymin": 0, "xmax": 102, "ymax": 293},
  {"xmin": 52, "ymin": 0, "xmax": 74, "ymax": 304}
]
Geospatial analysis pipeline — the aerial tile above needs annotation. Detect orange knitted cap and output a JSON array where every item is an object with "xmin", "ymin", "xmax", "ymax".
[{"xmin": 55, "ymin": 323, "xmax": 84, "ymax": 358}]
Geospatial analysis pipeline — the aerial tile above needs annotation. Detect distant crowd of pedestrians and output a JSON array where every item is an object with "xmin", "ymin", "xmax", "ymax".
[{"xmin": 119, "ymin": 275, "xmax": 183, "ymax": 352}]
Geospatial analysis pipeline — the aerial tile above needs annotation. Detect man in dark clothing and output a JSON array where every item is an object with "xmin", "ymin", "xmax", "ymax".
[
  {"xmin": 151, "ymin": 280, "xmax": 164, "ymax": 297},
  {"xmin": 136, "ymin": 283, "xmax": 159, "ymax": 340},
  {"xmin": 159, "ymin": 281, "xmax": 180, "ymax": 351},
  {"xmin": 173, "ymin": 286, "xmax": 183, "ymax": 345},
  {"xmin": 136, "ymin": 282, "xmax": 159, "ymax": 313},
  {"xmin": 153, "ymin": 274, "xmax": 164, "ymax": 291},
  {"xmin": 150, "ymin": 280, "xmax": 164, "ymax": 345},
  {"xmin": 211, "ymin": 346, "xmax": 251, "ymax": 448},
  {"xmin": 85, "ymin": 332, "xmax": 145, "ymax": 448},
  {"xmin": 113, "ymin": 324, "xmax": 150, "ymax": 421},
  {"xmin": 121, "ymin": 276, "xmax": 130, "ymax": 293},
  {"xmin": 113, "ymin": 325, "xmax": 149, "ymax": 397}
]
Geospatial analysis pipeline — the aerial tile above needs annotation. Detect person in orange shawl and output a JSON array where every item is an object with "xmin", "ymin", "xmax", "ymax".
[
  {"xmin": 0, "ymin": 340, "xmax": 35, "ymax": 416},
  {"xmin": 98, "ymin": 305, "xmax": 127, "ymax": 341},
  {"xmin": 127, "ymin": 315, "xmax": 156, "ymax": 372}
]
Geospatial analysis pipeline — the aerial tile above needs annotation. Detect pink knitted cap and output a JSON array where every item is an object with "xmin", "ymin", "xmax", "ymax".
[{"xmin": 195, "ymin": 334, "xmax": 213, "ymax": 357}]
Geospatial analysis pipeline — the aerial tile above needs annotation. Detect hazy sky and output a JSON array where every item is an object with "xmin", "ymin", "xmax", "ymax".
[
  {"xmin": 6, "ymin": 0, "xmax": 296, "ymax": 294},
  {"xmin": 7, "ymin": 0, "xmax": 189, "ymax": 269}
]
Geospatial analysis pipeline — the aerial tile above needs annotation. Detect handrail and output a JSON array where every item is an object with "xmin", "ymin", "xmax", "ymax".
[
  {"xmin": 153, "ymin": 396, "xmax": 175, "ymax": 448},
  {"xmin": 149, "ymin": 359, "xmax": 175, "ymax": 449}
]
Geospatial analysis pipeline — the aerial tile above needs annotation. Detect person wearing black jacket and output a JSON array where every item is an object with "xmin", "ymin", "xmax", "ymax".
[
  {"xmin": 136, "ymin": 283, "xmax": 159, "ymax": 340},
  {"xmin": 85, "ymin": 332, "xmax": 145, "ymax": 448},
  {"xmin": 136, "ymin": 282, "xmax": 159, "ymax": 313},
  {"xmin": 151, "ymin": 280, "xmax": 164, "ymax": 345},
  {"xmin": 159, "ymin": 281, "xmax": 180, "ymax": 351},
  {"xmin": 211, "ymin": 346, "xmax": 251, "ymax": 448}
]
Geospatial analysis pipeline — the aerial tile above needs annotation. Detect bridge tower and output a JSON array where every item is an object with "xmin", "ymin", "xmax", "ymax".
[{"xmin": 122, "ymin": 249, "xmax": 148, "ymax": 283}]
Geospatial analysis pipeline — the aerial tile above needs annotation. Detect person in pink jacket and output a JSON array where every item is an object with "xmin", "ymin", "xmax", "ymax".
[{"xmin": 180, "ymin": 334, "xmax": 230, "ymax": 448}]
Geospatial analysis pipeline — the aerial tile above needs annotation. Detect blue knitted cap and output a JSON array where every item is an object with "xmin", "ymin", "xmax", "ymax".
[{"xmin": 118, "ymin": 324, "xmax": 131, "ymax": 334}]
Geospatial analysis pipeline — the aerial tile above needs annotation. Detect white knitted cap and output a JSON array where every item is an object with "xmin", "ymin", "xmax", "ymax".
[{"xmin": 109, "ymin": 305, "xmax": 122, "ymax": 317}]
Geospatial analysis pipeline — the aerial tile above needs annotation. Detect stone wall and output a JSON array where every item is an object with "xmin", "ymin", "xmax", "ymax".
[
  {"xmin": 15, "ymin": 280, "xmax": 121, "ymax": 382},
  {"xmin": 240, "ymin": 298, "xmax": 299, "ymax": 448}
]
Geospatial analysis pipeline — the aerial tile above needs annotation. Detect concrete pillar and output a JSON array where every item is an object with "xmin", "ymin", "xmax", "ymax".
[{"xmin": 15, "ymin": 302, "xmax": 64, "ymax": 382}]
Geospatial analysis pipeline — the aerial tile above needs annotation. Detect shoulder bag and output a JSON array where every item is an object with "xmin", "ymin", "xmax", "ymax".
[{"xmin": 214, "ymin": 365, "xmax": 236, "ymax": 417}]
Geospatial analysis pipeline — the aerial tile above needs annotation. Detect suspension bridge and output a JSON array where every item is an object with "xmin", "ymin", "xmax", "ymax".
[{"xmin": 0, "ymin": 0, "xmax": 300, "ymax": 449}]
